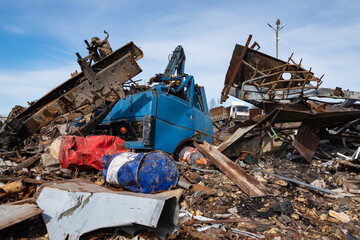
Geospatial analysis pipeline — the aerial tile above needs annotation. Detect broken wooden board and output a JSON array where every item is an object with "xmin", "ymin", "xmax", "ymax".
[
  {"xmin": 0, "ymin": 204, "xmax": 43, "ymax": 230},
  {"xmin": 343, "ymin": 179, "xmax": 360, "ymax": 194},
  {"xmin": 194, "ymin": 141, "xmax": 265, "ymax": 197}
]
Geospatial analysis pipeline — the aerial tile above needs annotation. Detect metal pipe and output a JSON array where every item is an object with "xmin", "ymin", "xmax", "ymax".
[
  {"xmin": 267, "ymin": 19, "xmax": 286, "ymax": 59},
  {"xmin": 256, "ymin": 168, "xmax": 335, "ymax": 194},
  {"xmin": 177, "ymin": 180, "xmax": 192, "ymax": 190}
]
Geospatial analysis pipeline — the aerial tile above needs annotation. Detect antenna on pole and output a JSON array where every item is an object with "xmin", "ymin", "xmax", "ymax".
[{"xmin": 267, "ymin": 19, "xmax": 286, "ymax": 58}]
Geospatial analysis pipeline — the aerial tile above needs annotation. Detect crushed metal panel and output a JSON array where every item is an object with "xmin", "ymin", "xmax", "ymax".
[
  {"xmin": 221, "ymin": 134, "xmax": 284, "ymax": 160},
  {"xmin": 0, "ymin": 204, "xmax": 43, "ymax": 230},
  {"xmin": 217, "ymin": 124, "xmax": 257, "ymax": 152},
  {"xmin": 216, "ymin": 110, "xmax": 280, "ymax": 154},
  {"xmin": 194, "ymin": 141, "xmax": 265, "ymax": 197},
  {"xmin": 222, "ymin": 134, "xmax": 262, "ymax": 158},
  {"xmin": 23, "ymin": 53, "xmax": 142, "ymax": 136},
  {"xmin": 293, "ymin": 123, "xmax": 319, "ymax": 163},
  {"xmin": 17, "ymin": 41, "xmax": 143, "ymax": 121},
  {"xmin": 34, "ymin": 179, "xmax": 178, "ymax": 240}
]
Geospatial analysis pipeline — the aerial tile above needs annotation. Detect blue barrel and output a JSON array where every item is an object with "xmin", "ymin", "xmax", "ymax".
[{"xmin": 102, "ymin": 151, "xmax": 178, "ymax": 194}]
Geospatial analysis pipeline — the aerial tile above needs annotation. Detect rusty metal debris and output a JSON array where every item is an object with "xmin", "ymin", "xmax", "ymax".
[
  {"xmin": 222, "ymin": 37, "xmax": 309, "ymax": 103},
  {"xmin": 221, "ymin": 35, "xmax": 360, "ymax": 109},
  {"xmin": 216, "ymin": 107, "xmax": 360, "ymax": 162},
  {"xmin": 293, "ymin": 123, "xmax": 319, "ymax": 163},
  {"xmin": 221, "ymin": 35, "xmax": 323, "ymax": 104},
  {"xmin": 2, "ymin": 32, "xmax": 360, "ymax": 239},
  {"xmin": 0, "ymin": 33, "xmax": 143, "ymax": 152}
]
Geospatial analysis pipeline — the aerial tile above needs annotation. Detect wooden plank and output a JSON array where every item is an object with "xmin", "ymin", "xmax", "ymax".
[
  {"xmin": 11, "ymin": 154, "xmax": 39, "ymax": 173},
  {"xmin": 0, "ymin": 204, "xmax": 43, "ymax": 230},
  {"xmin": 194, "ymin": 141, "xmax": 265, "ymax": 197},
  {"xmin": 0, "ymin": 175, "xmax": 49, "ymax": 185}
]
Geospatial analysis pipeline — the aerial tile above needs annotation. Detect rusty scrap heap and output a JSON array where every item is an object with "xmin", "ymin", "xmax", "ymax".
[
  {"xmin": 0, "ymin": 31, "xmax": 143, "ymax": 152},
  {"xmin": 1, "ymin": 33, "xmax": 360, "ymax": 240}
]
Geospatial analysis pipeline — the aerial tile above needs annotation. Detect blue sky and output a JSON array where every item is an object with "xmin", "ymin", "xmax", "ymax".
[{"xmin": 0, "ymin": 0, "xmax": 360, "ymax": 115}]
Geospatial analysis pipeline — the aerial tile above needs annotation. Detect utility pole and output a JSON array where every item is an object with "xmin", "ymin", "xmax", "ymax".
[{"xmin": 267, "ymin": 19, "xmax": 286, "ymax": 58}]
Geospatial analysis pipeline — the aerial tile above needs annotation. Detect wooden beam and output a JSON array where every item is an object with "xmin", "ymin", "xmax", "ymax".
[{"xmin": 194, "ymin": 141, "xmax": 265, "ymax": 197}]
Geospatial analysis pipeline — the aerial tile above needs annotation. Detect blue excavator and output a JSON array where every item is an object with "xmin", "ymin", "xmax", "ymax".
[{"xmin": 98, "ymin": 45, "xmax": 214, "ymax": 155}]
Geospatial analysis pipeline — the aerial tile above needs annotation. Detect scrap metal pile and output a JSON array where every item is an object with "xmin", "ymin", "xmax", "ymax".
[
  {"xmin": 0, "ymin": 32, "xmax": 143, "ymax": 153},
  {"xmin": 1, "ymin": 33, "xmax": 360, "ymax": 240}
]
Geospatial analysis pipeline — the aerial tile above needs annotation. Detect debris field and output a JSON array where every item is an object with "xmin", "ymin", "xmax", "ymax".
[{"xmin": 1, "ymin": 32, "xmax": 360, "ymax": 240}]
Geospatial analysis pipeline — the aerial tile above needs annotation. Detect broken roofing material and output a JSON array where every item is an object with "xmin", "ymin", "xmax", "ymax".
[
  {"xmin": 221, "ymin": 34, "xmax": 360, "ymax": 108},
  {"xmin": 34, "ymin": 179, "xmax": 178, "ymax": 240},
  {"xmin": 217, "ymin": 107, "xmax": 360, "ymax": 162}
]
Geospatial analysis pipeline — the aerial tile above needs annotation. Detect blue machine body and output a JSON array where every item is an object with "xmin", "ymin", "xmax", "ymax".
[
  {"xmin": 97, "ymin": 45, "xmax": 213, "ymax": 155},
  {"xmin": 101, "ymin": 75, "xmax": 214, "ymax": 154}
]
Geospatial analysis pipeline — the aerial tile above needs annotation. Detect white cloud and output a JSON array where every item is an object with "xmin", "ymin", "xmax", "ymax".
[
  {"xmin": 3, "ymin": 25, "xmax": 24, "ymax": 34},
  {"xmin": 164, "ymin": 3, "xmax": 360, "ymax": 101},
  {"xmin": 0, "ymin": 65, "xmax": 77, "ymax": 115},
  {"xmin": 1, "ymin": 0, "xmax": 360, "ymax": 115}
]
